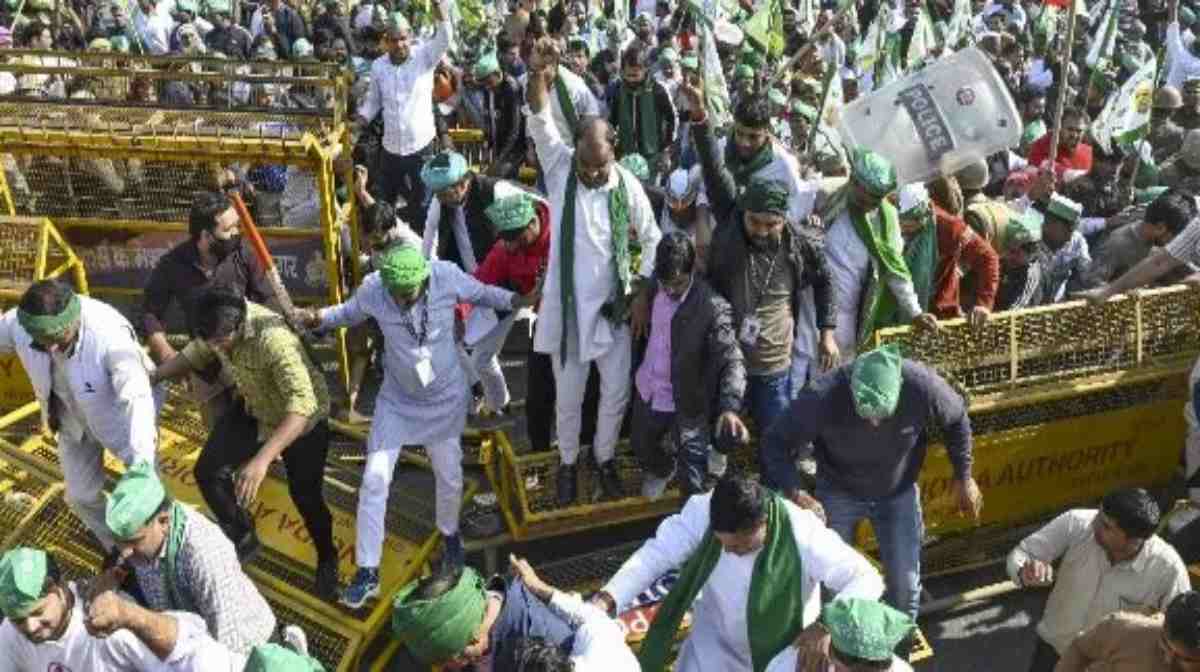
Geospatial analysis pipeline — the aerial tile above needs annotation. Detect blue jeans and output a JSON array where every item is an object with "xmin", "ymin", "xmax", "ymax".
[
  {"xmin": 816, "ymin": 475, "xmax": 924, "ymax": 621},
  {"xmin": 746, "ymin": 370, "xmax": 793, "ymax": 491}
]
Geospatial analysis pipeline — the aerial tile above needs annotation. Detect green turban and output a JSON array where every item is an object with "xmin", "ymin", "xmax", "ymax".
[
  {"xmin": 421, "ymin": 152, "xmax": 469, "ymax": 193},
  {"xmin": 378, "ymin": 245, "xmax": 431, "ymax": 292},
  {"xmin": 1045, "ymin": 193, "xmax": 1082, "ymax": 224},
  {"xmin": 244, "ymin": 644, "xmax": 326, "ymax": 672},
  {"xmin": 485, "ymin": 194, "xmax": 537, "ymax": 234},
  {"xmin": 619, "ymin": 154, "xmax": 650, "ymax": 181},
  {"xmin": 851, "ymin": 344, "xmax": 904, "ymax": 419},
  {"xmin": 106, "ymin": 461, "xmax": 167, "ymax": 541},
  {"xmin": 850, "ymin": 147, "xmax": 898, "ymax": 198},
  {"xmin": 392, "ymin": 567, "xmax": 488, "ymax": 663},
  {"xmin": 0, "ymin": 547, "xmax": 48, "ymax": 619},
  {"xmin": 734, "ymin": 64, "xmax": 754, "ymax": 81},
  {"xmin": 823, "ymin": 598, "xmax": 915, "ymax": 663},
  {"xmin": 740, "ymin": 178, "xmax": 789, "ymax": 216},
  {"xmin": 18, "ymin": 290, "xmax": 80, "ymax": 341},
  {"xmin": 473, "ymin": 52, "xmax": 500, "ymax": 79}
]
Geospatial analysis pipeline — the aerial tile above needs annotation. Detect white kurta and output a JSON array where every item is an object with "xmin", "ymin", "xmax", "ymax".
[
  {"xmin": 0, "ymin": 583, "xmax": 245, "ymax": 672},
  {"xmin": 547, "ymin": 590, "xmax": 641, "ymax": 671},
  {"xmin": 766, "ymin": 648, "xmax": 914, "ymax": 672},
  {"xmin": 602, "ymin": 494, "xmax": 885, "ymax": 672},
  {"xmin": 526, "ymin": 103, "xmax": 660, "ymax": 363},
  {"xmin": 317, "ymin": 262, "xmax": 514, "ymax": 446}
]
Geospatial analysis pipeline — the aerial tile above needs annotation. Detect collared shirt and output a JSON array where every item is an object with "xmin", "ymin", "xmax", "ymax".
[
  {"xmin": 1043, "ymin": 230, "xmax": 1091, "ymax": 303},
  {"xmin": 1006, "ymin": 509, "xmax": 1190, "ymax": 654},
  {"xmin": 133, "ymin": 505, "xmax": 276, "ymax": 656},
  {"xmin": 1056, "ymin": 611, "xmax": 1172, "ymax": 672},
  {"xmin": 357, "ymin": 16, "xmax": 453, "ymax": 156},
  {"xmin": 635, "ymin": 285, "xmax": 690, "ymax": 411},
  {"xmin": 141, "ymin": 239, "xmax": 271, "ymax": 340},
  {"xmin": 1166, "ymin": 218, "xmax": 1200, "ymax": 267},
  {"xmin": 133, "ymin": 5, "xmax": 175, "ymax": 55},
  {"xmin": 182, "ymin": 302, "xmax": 329, "ymax": 437},
  {"xmin": 548, "ymin": 590, "xmax": 640, "ymax": 671},
  {"xmin": 1167, "ymin": 22, "xmax": 1200, "ymax": 89}
]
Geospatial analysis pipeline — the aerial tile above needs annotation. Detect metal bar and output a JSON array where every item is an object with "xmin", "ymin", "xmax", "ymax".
[
  {"xmin": 33, "ymin": 221, "xmax": 48, "ymax": 281},
  {"xmin": 1009, "ymin": 313, "xmax": 1019, "ymax": 386},
  {"xmin": 1135, "ymin": 291, "xmax": 1145, "ymax": 366}
]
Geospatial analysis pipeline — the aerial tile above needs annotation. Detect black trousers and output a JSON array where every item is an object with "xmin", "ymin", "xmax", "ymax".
[
  {"xmin": 525, "ymin": 350, "xmax": 600, "ymax": 454},
  {"xmin": 630, "ymin": 393, "xmax": 708, "ymax": 495},
  {"xmin": 1028, "ymin": 636, "xmax": 1060, "ymax": 672},
  {"xmin": 194, "ymin": 402, "xmax": 338, "ymax": 562},
  {"xmin": 373, "ymin": 143, "xmax": 435, "ymax": 230}
]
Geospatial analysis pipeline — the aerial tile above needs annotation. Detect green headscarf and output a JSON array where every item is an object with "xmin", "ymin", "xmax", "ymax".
[
  {"xmin": 18, "ymin": 291, "xmax": 81, "ymax": 341},
  {"xmin": 850, "ymin": 147, "xmax": 898, "ymax": 197},
  {"xmin": 0, "ymin": 547, "xmax": 48, "ymax": 619},
  {"xmin": 105, "ymin": 461, "xmax": 167, "ymax": 541},
  {"xmin": 851, "ymin": 344, "xmax": 904, "ymax": 419},
  {"xmin": 485, "ymin": 194, "xmax": 537, "ymax": 234},
  {"xmin": 378, "ymin": 246, "xmax": 431, "ymax": 292},
  {"xmin": 244, "ymin": 644, "xmax": 327, "ymax": 671},
  {"xmin": 740, "ymin": 178, "xmax": 789, "ymax": 216},
  {"xmin": 823, "ymin": 598, "xmax": 915, "ymax": 662},
  {"xmin": 391, "ymin": 567, "xmax": 489, "ymax": 664}
]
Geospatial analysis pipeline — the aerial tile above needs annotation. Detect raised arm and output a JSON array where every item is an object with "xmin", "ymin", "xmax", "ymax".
[{"xmin": 600, "ymin": 493, "xmax": 710, "ymax": 610}]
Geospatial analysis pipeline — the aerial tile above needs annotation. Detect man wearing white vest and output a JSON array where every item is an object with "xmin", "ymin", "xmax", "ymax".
[{"xmin": 0, "ymin": 280, "xmax": 159, "ymax": 550}]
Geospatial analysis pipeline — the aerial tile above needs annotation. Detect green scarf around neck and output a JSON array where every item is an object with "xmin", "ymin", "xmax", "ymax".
[
  {"xmin": 617, "ymin": 81, "xmax": 661, "ymax": 159},
  {"xmin": 848, "ymin": 199, "xmax": 913, "ymax": 347},
  {"xmin": 162, "ymin": 502, "xmax": 194, "ymax": 614},
  {"xmin": 554, "ymin": 67, "xmax": 579, "ymax": 136},
  {"xmin": 559, "ymin": 163, "xmax": 632, "ymax": 355},
  {"xmin": 638, "ymin": 495, "xmax": 805, "ymax": 672},
  {"xmin": 901, "ymin": 210, "xmax": 938, "ymax": 317},
  {"xmin": 725, "ymin": 136, "xmax": 776, "ymax": 188}
]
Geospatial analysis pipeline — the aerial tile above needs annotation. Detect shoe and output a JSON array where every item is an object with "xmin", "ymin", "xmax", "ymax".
[
  {"xmin": 314, "ymin": 558, "xmax": 339, "ymax": 601},
  {"xmin": 440, "ymin": 534, "xmax": 465, "ymax": 571},
  {"xmin": 641, "ymin": 467, "xmax": 675, "ymax": 500},
  {"xmin": 556, "ymin": 463, "xmax": 578, "ymax": 507},
  {"xmin": 282, "ymin": 624, "xmax": 309, "ymax": 656},
  {"xmin": 234, "ymin": 528, "xmax": 260, "ymax": 561},
  {"xmin": 339, "ymin": 568, "xmax": 380, "ymax": 609},
  {"xmin": 597, "ymin": 460, "xmax": 624, "ymax": 500}
]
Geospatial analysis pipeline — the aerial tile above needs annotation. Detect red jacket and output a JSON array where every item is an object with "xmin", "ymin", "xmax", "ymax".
[
  {"xmin": 1026, "ymin": 135, "xmax": 1093, "ymax": 177},
  {"xmin": 931, "ymin": 205, "xmax": 999, "ymax": 318},
  {"xmin": 457, "ymin": 201, "xmax": 551, "ymax": 321}
]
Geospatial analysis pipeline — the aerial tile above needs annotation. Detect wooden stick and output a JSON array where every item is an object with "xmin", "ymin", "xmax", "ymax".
[
  {"xmin": 1046, "ymin": 6, "xmax": 1079, "ymax": 168},
  {"xmin": 229, "ymin": 191, "xmax": 301, "ymax": 328}
]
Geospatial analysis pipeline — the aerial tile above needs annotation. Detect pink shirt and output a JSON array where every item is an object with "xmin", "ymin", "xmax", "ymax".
[{"xmin": 635, "ymin": 285, "xmax": 689, "ymax": 412}]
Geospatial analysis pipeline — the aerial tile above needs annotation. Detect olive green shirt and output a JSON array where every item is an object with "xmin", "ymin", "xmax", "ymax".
[{"xmin": 182, "ymin": 302, "xmax": 329, "ymax": 438}]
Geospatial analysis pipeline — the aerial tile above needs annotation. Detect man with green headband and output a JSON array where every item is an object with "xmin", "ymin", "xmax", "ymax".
[
  {"xmin": 152, "ymin": 291, "xmax": 339, "ymax": 598},
  {"xmin": 762, "ymin": 344, "xmax": 982, "ymax": 631},
  {"xmin": 590, "ymin": 475, "xmax": 883, "ymax": 672},
  {"xmin": 609, "ymin": 43, "xmax": 676, "ymax": 169},
  {"xmin": 103, "ymin": 461, "xmax": 275, "ymax": 655},
  {"xmin": 0, "ymin": 279, "xmax": 159, "ymax": 551},
  {"xmin": 299, "ymin": 245, "xmax": 537, "ymax": 607},
  {"xmin": 768, "ymin": 597, "xmax": 916, "ymax": 671},
  {"xmin": 354, "ymin": 0, "xmax": 452, "ymax": 225},
  {"xmin": 526, "ymin": 35, "xmax": 662, "ymax": 506},
  {"xmin": 994, "ymin": 207, "xmax": 1049, "ymax": 311},
  {"xmin": 0, "ymin": 546, "xmax": 249, "ymax": 670}
]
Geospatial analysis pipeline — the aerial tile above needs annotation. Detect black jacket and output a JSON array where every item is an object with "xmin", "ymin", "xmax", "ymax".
[
  {"xmin": 692, "ymin": 118, "xmax": 838, "ymax": 333},
  {"xmin": 481, "ymin": 75, "xmax": 526, "ymax": 167},
  {"xmin": 431, "ymin": 174, "xmax": 501, "ymax": 265},
  {"xmin": 636, "ymin": 277, "xmax": 747, "ymax": 423}
]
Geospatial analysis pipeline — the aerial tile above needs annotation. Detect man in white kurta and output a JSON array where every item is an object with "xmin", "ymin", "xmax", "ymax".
[
  {"xmin": 593, "ymin": 483, "xmax": 885, "ymax": 672},
  {"xmin": 525, "ymin": 37, "xmax": 661, "ymax": 505},
  {"xmin": 303, "ymin": 247, "xmax": 527, "ymax": 609},
  {"xmin": 0, "ymin": 280, "xmax": 159, "ymax": 551}
]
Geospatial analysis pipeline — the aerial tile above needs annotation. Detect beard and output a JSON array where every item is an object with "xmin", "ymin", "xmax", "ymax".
[
  {"xmin": 748, "ymin": 232, "xmax": 782, "ymax": 251},
  {"xmin": 210, "ymin": 234, "xmax": 241, "ymax": 261}
]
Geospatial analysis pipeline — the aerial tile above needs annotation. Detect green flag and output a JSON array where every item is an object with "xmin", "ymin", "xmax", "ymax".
[{"xmin": 743, "ymin": 0, "xmax": 785, "ymax": 57}]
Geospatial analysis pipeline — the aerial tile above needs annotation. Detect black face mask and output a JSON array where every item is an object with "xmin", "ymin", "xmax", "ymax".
[{"xmin": 209, "ymin": 233, "xmax": 242, "ymax": 261}]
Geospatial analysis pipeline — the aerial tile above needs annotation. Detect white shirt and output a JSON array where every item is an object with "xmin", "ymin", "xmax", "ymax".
[
  {"xmin": 602, "ymin": 493, "xmax": 885, "ymax": 672},
  {"xmin": 1006, "ymin": 509, "xmax": 1190, "ymax": 654},
  {"xmin": 357, "ymin": 11, "xmax": 454, "ymax": 156},
  {"xmin": 0, "ymin": 583, "xmax": 245, "ymax": 671},
  {"xmin": 547, "ymin": 591, "xmax": 640, "ymax": 671},
  {"xmin": 1167, "ymin": 22, "xmax": 1200, "ymax": 89},
  {"xmin": 134, "ymin": 4, "xmax": 176, "ymax": 55},
  {"xmin": 526, "ymin": 103, "xmax": 661, "ymax": 362}
]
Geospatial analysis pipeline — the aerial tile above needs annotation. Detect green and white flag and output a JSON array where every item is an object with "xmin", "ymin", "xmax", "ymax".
[
  {"xmin": 796, "ymin": 0, "xmax": 816, "ymax": 34},
  {"xmin": 1085, "ymin": 0, "xmax": 1119, "ymax": 67},
  {"xmin": 906, "ymin": 8, "xmax": 938, "ymax": 66},
  {"xmin": 743, "ymin": 0, "xmax": 785, "ymax": 57},
  {"xmin": 1091, "ymin": 58, "xmax": 1157, "ymax": 154},
  {"xmin": 816, "ymin": 63, "xmax": 844, "ymax": 130},
  {"xmin": 944, "ymin": 0, "xmax": 973, "ymax": 49}
]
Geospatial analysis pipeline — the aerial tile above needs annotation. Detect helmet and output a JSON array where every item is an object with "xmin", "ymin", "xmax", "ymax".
[{"xmin": 1155, "ymin": 86, "xmax": 1184, "ymax": 110}]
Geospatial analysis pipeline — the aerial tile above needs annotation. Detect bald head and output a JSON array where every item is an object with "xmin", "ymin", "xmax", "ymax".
[{"xmin": 574, "ymin": 116, "xmax": 615, "ymax": 188}]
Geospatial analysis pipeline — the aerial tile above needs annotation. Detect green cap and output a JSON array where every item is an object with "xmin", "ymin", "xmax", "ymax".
[
  {"xmin": 174, "ymin": 0, "xmax": 198, "ymax": 13},
  {"xmin": 740, "ymin": 178, "xmax": 789, "ymax": 216},
  {"xmin": 850, "ymin": 147, "xmax": 898, "ymax": 197},
  {"xmin": 851, "ymin": 344, "xmax": 904, "ymax": 419},
  {"xmin": 619, "ymin": 154, "xmax": 650, "ymax": 181},
  {"xmin": 823, "ymin": 598, "xmax": 916, "ymax": 662},
  {"xmin": 485, "ymin": 194, "xmax": 537, "ymax": 233},
  {"xmin": 680, "ymin": 55, "xmax": 699, "ymax": 71},
  {"xmin": 392, "ymin": 567, "xmax": 488, "ymax": 663},
  {"xmin": 378, "ymin": 246, "xmax": 431, "ymax": 292},
  {"xmin": 1004, "ymin": 208, "xmax": 1043, "ymax": 250},
  {"xmin": 734, "ymin": 64, "xmax": 754, "ymax": 80},
  {"xmin": 0, "ymin": 548, "xmax": 48, "ymax": 619},
  {"xmin": 790, "ymin": 100, "xmax": 817, "ymax": 122},
  {"xmin": 106, "ymin": 461, "xmax": 167, "ymax": 541},
  {"xmin": 387, "ymin": 11, "xmax": 411, "ymax": 34},
  {"xmin": 421, "ymin": 152, "xmax": 469, "ymax": 193},
  {"xmin": 659, "ymin": 47, "xmax": 678, "ymax": 63},
  {"xmin": 244, "ymin": 644, "xmax": 326, "ymax": 671},
  {"xmin": 1136, "ymin": 185, "xmax": 1170, "ymax": 205},
  {"xmin": 1045, "ymin": 193, "xmax": 1082, "ymax": 224},
  {"xmin": 768, "ymin": 88, "xmax": 788, "ymax": 106},
  {"xmin": 473, "ymin": 52, "xmax": 500, "ymax": 79}
]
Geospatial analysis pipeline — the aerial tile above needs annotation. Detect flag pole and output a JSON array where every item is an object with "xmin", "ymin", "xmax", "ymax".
[{"xmin": 1047, "ymin": 5, "xmax": 1079, "ymax": 170}]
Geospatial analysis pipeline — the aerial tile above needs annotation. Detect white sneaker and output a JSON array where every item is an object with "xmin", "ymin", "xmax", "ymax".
[
  {"xmin": 708, "ymin": 452, "xmax": 728, "ymax": 478},
  {"xmin": 283, "ymin": 624, "xmax": 309, "ymax": 656}
]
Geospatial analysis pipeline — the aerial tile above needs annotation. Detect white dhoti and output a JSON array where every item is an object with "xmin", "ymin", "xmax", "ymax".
[{"xmin": 552, "ymin": 325, "xmax": 632, "ymax": 466}]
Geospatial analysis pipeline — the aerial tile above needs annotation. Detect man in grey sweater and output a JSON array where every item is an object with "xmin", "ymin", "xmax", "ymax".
[{"xmin": 761, "ymin": 345, "xmax": 982, "ymax": 628}]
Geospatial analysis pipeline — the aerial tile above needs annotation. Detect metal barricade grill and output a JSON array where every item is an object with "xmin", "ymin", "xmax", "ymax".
[{"xmin": 958, "ymin": 379, "xmax": 1172, "ymax": 438}]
